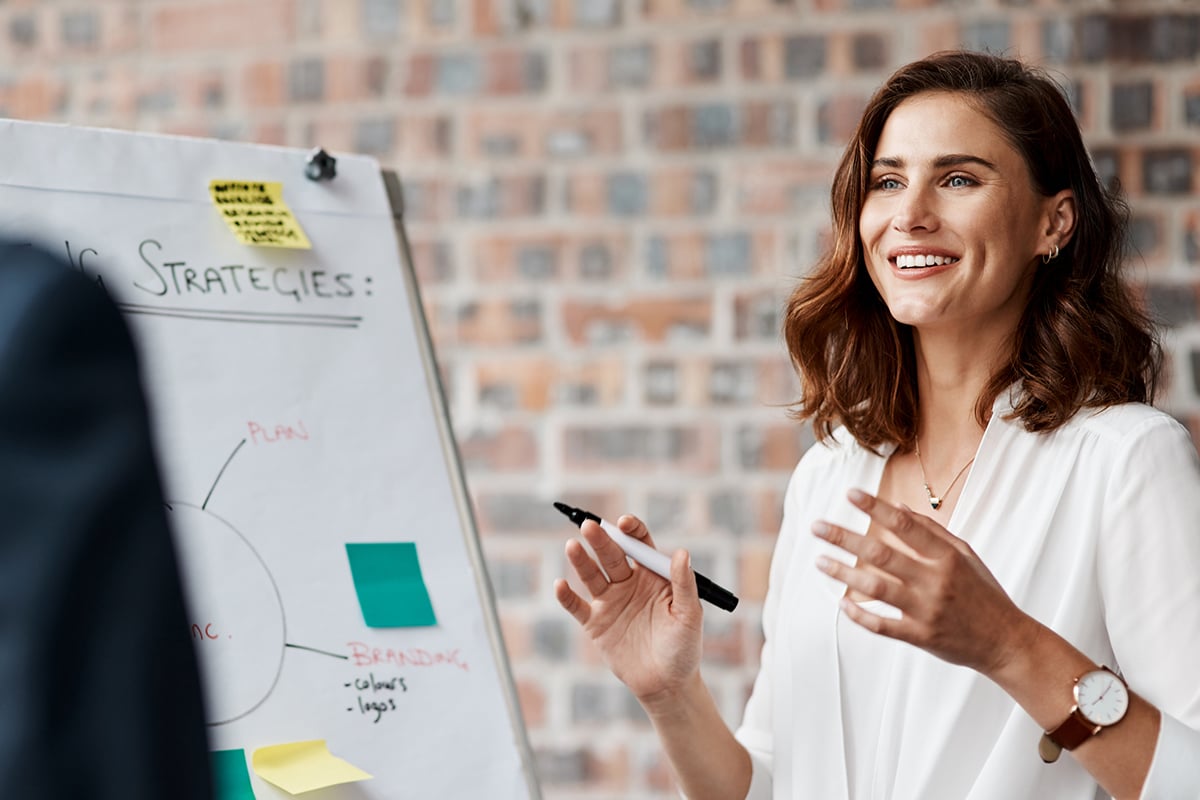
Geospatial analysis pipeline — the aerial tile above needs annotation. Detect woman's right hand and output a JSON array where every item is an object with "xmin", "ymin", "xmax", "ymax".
[{"xmin": 554, "ymin": 515, "xmax": 704, "ymax": 705}]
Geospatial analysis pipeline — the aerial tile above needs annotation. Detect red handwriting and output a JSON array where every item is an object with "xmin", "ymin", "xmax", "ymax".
[
  {"xmin": 248, "ymin": 419, "xmax": 310, "ymax": 445},
  {"xmin": 190, "ymin": 623, "xmax": 220, "ymax": 641},
  {"xmin": 348, "ymin": 642, "xmax": 468, "ymax": 672}
]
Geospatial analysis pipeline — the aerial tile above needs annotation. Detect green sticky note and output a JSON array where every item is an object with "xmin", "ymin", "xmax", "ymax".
[
  {"xmin": 345, "ymin": 542, "xmax": 438, "ymax": 627},
  {"xmin": 211, "ymin": 749, "xmax": 256, "ymax": 800}
]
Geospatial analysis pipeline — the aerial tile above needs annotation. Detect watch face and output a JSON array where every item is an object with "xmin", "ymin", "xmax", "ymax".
[{"xmin": 1075, "ymin": 669, "xmax": 1130, "ymax": 726}]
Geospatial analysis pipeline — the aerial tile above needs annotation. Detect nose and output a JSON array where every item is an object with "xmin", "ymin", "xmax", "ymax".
[{"xmin": 891, "ymin": 184, "xmax": 939, "ymax": 233}]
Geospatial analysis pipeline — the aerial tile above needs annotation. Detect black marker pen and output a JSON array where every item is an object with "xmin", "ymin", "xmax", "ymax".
[{"xmin": 554, "ymin": 502, "xmax": 739, "ymax": 613}]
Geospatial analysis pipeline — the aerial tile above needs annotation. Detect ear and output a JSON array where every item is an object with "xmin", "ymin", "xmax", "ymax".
[{"xmin": 1041, "ymin": 189, "xmax": 1076, "ymax": 255}]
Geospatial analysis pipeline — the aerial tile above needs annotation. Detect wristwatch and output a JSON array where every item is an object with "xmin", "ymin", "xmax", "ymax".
[{"xmin": 1038, "ymin": 666, "xmax": 1130, "ymax": 763}]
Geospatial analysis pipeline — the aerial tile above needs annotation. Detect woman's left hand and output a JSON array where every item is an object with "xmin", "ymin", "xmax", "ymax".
[{"xmin": 814, "ymin": 488, "xmax": 1040, "ymax": 677}]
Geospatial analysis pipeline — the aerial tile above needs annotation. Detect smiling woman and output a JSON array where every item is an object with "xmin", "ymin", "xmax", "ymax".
[{"xmin": 555, "ymin": 50, "xmax": 1200, "ymax": 800}]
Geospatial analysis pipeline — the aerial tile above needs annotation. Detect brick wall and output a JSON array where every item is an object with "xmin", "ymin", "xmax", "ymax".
[{"xmin": 4, "ymin": 1, "xmax": 1197, "ymax": 797}]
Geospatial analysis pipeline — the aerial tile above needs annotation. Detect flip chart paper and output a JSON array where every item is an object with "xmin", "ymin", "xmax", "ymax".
[
  {"xmin": 345, "ymin": 542, "xmax": 438, "ymax": 627},
  {"xmin": 251, "ymin": 739, "xmax": 372, "ymax": 794},
  {"xmin": 209, "ymin": 179, "xmax": 312, "ymax": 248},
  {"xmin": 0, "ymin": 118, "xmax": 534, "ymax": 798},
  {"xmin": 211, "ymin": 749, "xmax": 256, "ymax": 800}
]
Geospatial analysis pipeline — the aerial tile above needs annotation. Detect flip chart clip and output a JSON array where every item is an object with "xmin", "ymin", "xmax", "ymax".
[{"xmin": 305, "ymin": 147, "xmax": 337, "ymax": 181}]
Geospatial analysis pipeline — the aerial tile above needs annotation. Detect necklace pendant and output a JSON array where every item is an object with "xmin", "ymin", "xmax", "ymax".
[{"xmin": 929, "ymin": 496, "xmax": 942, "ymax": 510}]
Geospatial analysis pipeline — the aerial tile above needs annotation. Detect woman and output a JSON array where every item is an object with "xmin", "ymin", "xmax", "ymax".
[{"xmin": 554, "ymin": 51, "xmax": 1200, "ymax": 798}]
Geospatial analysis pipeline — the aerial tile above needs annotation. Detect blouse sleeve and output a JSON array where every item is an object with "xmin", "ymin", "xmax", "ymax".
[
  {"xmin": 732, "ymin": 459, "xmax": 812, "ymax": 799},
  {"xmin": 1097, "ymin": 416, "xmax": 1200, "ymax": 799}
]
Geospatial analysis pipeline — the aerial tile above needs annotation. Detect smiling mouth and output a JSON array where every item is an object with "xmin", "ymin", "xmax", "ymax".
[{"xmin": 895, "ymin": 254, "xmax": 960, "ymax": 269}]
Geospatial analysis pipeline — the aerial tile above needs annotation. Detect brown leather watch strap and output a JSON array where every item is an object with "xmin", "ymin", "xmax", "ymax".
[{"xmin": 1046, "ymin": 707, "xmax": 1102, "ymax": 751}]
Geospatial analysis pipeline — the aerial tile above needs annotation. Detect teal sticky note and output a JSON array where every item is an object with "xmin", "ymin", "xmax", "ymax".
[
  {"xmin": 211, "ymin": 749, "xmax": 256, "ymax": 800},
  {"xmin": 345, "ymin": 542, "xmax": 438, "ymax": 627}
]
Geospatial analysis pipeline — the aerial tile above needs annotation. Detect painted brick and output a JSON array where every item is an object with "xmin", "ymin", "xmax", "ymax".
[
  {"xmin": 784, "ymin": 34, "xmax": 826, "ymax": 79},
  {"xmin": 455, "ymin": 297, "xmax": 543, "ymax": 344},
  {"xmin": 1077, "ymin": 14, "xmax": 1110, "ymax": 63},
  {"xmin": 407, "ymin": 236, "xmax": 454, "ymax": 284},
  {"xmin": 455, "ymin": 174, "xmax": 546, "ymax": 219},
  {"xmin": 9, "ymin": 14, "xmax": 37, "ymax": 48},
  {"xmin": 645, "ymin": 230, "xmax": 775, "ymax": 280},
  {"xmin": 1106, "ymin": 14, "xmax": 1200, "ymax": 64},
  {"xmin": 61, "ymin": 10, "xmax": 101, "ymax": 49},
  {"xmin": 1112, "ymin": 81, "xmax": 1155, "ymax": 132},
  {"xmin": 397, "ymin": 114, "xmax": 454, "ymax": 161},
  {"xmin": 486, "ymin": 552, "xmax": 541, "ymax": 599},
  {"xmin": 288, "ymin": 58, "xmax": 325, "ymax": 102},
  {"xmin": 353, "ymin": 118, "xmax": 394, "ymax": 155},
  {"xmin": 1041, "ymin": 17, "xmax": 1072, "ymax": 63},
  {"xmin": 736, "ymin": 422, "xmax": 806, "ymax": 470},
  {"xmin": 818, "ymin": 93, "xmax": 869, "ymax": 145},
  {"xmin": 1185, "ymin": 211, "xmax": 1200, "ymax": 266},
  {"xmin": 734, "ymin": 289, "xmax": 784, "ymax": 340},
  {"xmin": 610, "ymin": 43, "xmax": 656, "ymax": 89},
  {"xmin": 709, "ymin": 489, "xmax": 753, "ymax": 535},
  {"xmin": 1129, "ymin": 214, "xmax": 1165, "ymax": 268},
  {"xmin": 738, "ymin": 542, "xmax": 775, "ymax": 604},
  {"xmin": 562, "ymin": 424, "xmax": 718, "ymax": 471},
  {"xmin": 571, "ymin": 682, "xmax": 640, "ymax": 723},
  {"xmin": 685, "ymin": 38, "xmax": 722, "ymax": 82},
  {"xmin": 361, "ymin": 0, "xmax": 403, "ymax": 37},
  {"xmin": 514, "ymin": 677, "xmax": 546, "ymax": 727},
  {"xmin": 735, "ymin": 159, "xmax": 833, "ymax": 215},
  {"xmin": 0, "ymin": 76, "xmax": 67, "ymax": 119},
  {"xmin": 1142, "ymin": 149, "xmax": 1194, "ymax": 196},
  {"xmin": 643, "ymin": 360, "xmax": 680, "ymax": 405},
  {"xmin": 576, "ymin": 0, "xmax": 623, "ymax": 27},
  {"xmin": 458, "ymin": 425, "xmax": 540, "ymax": 472},
  {"xmin": 437, "ymin": 53, "xmax": 482, "ymax": 93},
  {"xmin": 465, "ymin": 107, "xmax": 622, "ymax": 160},
  {"xmin": 475, "ymin": 491, "xmax": 610, "ymax": 535},
  {"xmin": 534, "ymin": 747, "xmax": 589, "ymax": 785},
  {"xmin": 534, "ymin": 617, "xmax": 572, "ymax": 661},
  {"xmin": 741, "ymin": 33, "xmax": 827, "ymax": 82},
  {"xmin": 1145, "ymin": 282, "xmax": 1198, "ymax": 328},
  {"xmin": 561, "ymin": 296, "xmax": 712, "ymax": 344},
  {"xmin": 151, "ymin": 0, "xmax": 294, "ymax": 51},
  {"xmin": 645, "ymin": 99, "xmax": 795, "ymax": 151},
  {"xmin": 472, "ymin": 233, "xmax": 630, "ymax": 283},
  {"xmin": 851, "ymin": 32, "xmax": 888, "ymax": 70},
  {"xmin": 1089, "ymin": 147, "xmax": 1121, "ymax": 193},
  {"xmin": 242, "ymin": 61, "xmax": 287, "ymax": 107},
  {"xmin": 962, "ymin": 19, "xmax": 1011, "ymax": 54}
]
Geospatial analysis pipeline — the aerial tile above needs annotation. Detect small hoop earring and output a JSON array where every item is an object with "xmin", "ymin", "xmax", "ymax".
[{"xmin": 1041, "ymin": 243, "xmax": 1060, "ymax": 264}]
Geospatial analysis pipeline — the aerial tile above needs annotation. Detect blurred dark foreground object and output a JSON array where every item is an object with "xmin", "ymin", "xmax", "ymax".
[{"xmin": 0, "ymin": 242, "xmax": 212, "ymax": 799}]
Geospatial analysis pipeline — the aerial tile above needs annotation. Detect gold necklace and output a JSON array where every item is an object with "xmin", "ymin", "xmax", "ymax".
[{"xmin": 913, "ymin": 440, "xmax": 975, "ymax": 511}]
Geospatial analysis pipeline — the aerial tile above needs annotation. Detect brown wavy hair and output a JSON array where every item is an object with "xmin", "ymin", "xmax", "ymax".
[{"xmin": 784, "ymin": 50, "xmax": 1162, "ymax": 452}]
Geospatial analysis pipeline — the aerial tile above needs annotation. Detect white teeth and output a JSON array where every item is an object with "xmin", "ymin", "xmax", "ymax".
[{"xmin": 896, "ymin": 254, "xmax": 958, "ymax": 269}]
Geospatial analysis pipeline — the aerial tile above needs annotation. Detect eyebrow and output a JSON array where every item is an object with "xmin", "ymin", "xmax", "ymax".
[{"xmin": 871, "ymin": 154, "xmax": 999, "ymax": 171}]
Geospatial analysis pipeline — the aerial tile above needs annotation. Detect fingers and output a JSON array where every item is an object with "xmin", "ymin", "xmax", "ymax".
[
  {"xmin": 816, "ymin": 552, "xmax": 908, "ymax": 608},
  {"xmin": 565, "ymin": 537, "xmax": 611, "ymax": 598},
  {"xmin": 668, "ymin": 548, "xmax": 702, "ymax": 619},
  {"xmin": 838, "ymin": 596, "xmax": 905, "ymax": 639},
  {"xmin": 615, "ymin": 514, "xmax": 657, "ymax": 549},
  {"xmin": 812, "ymin": 520, "xmax": 922, "ymax": 583},
  {"xmin": 554, "ymin": 578, "xmax": 590, "ymax": 626},
  {"xmin": 580, "ymin": 520, "xmax": 635, "ymax": 583},
  {"xmin": 846, "ymin": 488, "xmax": 954, "ymax": 554}
]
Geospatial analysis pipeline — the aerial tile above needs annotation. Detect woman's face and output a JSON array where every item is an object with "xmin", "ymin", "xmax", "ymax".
[{"xmin": 858, "ymin": 91, "xmax": 1066, "ymax": 342}]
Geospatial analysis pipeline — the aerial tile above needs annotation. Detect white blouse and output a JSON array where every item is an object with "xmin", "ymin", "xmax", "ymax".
[{"xmin": 733, "ymin": 391, "xmax": 1200, "ymax": 799}]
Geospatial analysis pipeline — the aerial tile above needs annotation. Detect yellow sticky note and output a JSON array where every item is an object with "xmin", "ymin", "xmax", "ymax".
[
  {"xmin": 209, "ymin": 179, "xmax": 312, "ymax": 249},
  {"xmin": 251, "ymin": 739, "xmax": 372, "ymax": 795}
]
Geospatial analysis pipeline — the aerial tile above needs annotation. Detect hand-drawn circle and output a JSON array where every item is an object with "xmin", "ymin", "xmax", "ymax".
[{"xmin": 167, "ymin": 502, "xmax": 286, "ymax": 725}]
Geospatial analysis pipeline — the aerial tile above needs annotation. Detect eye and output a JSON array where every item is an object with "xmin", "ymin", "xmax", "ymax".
[
  {"xmin": 871, "ymin": 176, "xmax": 903, "ymax": 191},
  {"xmin": 946, "ymin": 174, "xmax": 976, "ymax": 188}
]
